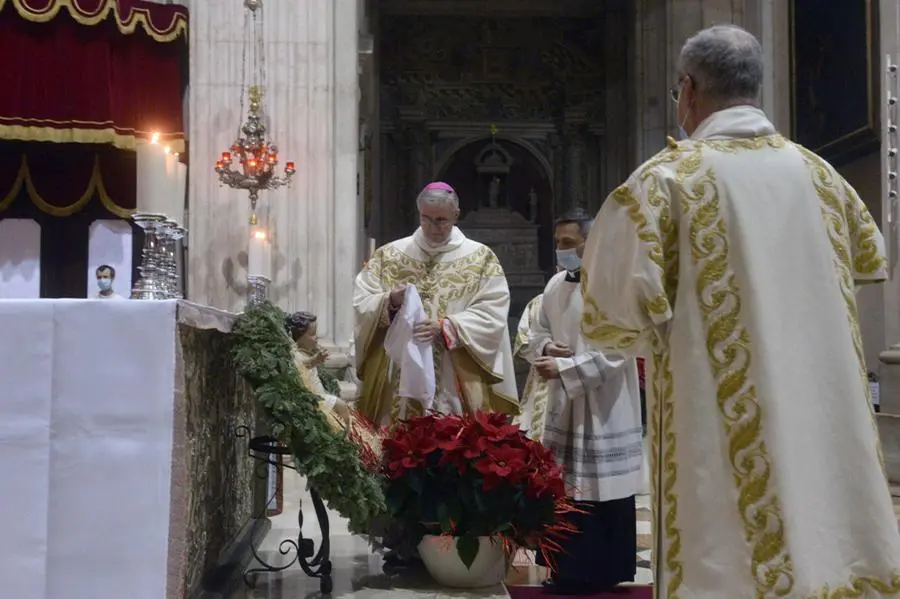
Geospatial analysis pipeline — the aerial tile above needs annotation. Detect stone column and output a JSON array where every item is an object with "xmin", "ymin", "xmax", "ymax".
[{"xmin": 187, "ymin": 0, "xmax": 359, "ymax": 351}]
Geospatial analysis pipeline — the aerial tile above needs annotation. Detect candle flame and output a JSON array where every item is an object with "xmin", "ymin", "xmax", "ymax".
[
  {"xmin": 150, "ymin": 132, "xmax": 161, "ymax": 144},
  {"xmin": 254, "ymin": 230, "xmax": 267, "ymax": 241},
  {"xmin": 164, "ymin": 146, "xmax": 171, "ymax": 155}
]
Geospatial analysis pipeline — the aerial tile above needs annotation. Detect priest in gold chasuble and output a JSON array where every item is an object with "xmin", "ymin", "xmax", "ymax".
[
  {"xmin": 581, "ymin": 25, "xmax": 900, "ymax": 598},
  {"xmin": 353, "ymin": 182, "xmax": 519, "ymax": 426}
]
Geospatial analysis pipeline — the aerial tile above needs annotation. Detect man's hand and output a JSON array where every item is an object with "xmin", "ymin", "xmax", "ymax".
[
  {"xmin": 534, "ymin": 356, "xmax": 561, "ymax": 380},
  {"xmin": 544, "ymin": 341, "xmax": 574, "ymax": 358},
  {"xmin": 414, "ymin": 320, "xmax": 442, "ymax": 345},
  {"xmin": 389, "ymin": 284, "xmax": 408, "ymax": 308}
]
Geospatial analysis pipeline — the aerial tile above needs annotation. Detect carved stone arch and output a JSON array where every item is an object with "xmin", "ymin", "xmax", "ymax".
[{"xmin": 432, "ymin": 134, "xmax": 554, "ymax": 189}]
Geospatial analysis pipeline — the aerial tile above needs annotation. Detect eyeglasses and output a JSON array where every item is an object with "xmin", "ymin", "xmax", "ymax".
[
  {"xmin": 420, "ymin": 215, "xmax": 454, "ymax": 227},
  {"xmin": 669, "ymin": 77, "xmax": 685, "ymax": 103}
]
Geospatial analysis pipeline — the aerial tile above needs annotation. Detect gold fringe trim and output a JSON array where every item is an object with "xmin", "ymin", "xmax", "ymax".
[
  {"xmin": 0, "ymin": 123, "xmax": 185, "ymax": 153},
  {"xmin": 0, "ymin": 154, "xmax": 133, "ymax": 218},
  {"xmin": 0, "ymin": 0, "xmax": 188, "ymax": 42}
]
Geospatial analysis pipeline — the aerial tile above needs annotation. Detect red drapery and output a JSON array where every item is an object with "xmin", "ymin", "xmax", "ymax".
[
  {"xmin": 0, "ymin": 0, "xmax": 187, "ymax": 150},
  {"xmin": 0, "ymin": 141, "xmax": 136, "ymax": 218}
]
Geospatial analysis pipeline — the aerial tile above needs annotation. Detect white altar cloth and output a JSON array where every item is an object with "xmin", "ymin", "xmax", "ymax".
[{"xmin": 0, "ymin": 299, "xmax": 178, "ymax": 599}]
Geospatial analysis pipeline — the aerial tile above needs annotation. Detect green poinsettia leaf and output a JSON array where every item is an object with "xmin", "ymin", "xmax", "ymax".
[{"xmin": 456, "ymin": 535, "xmax": 480, "ymax": 570}]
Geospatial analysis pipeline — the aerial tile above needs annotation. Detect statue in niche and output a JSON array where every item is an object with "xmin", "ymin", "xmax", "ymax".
[
  {"xmin": 528, "ymin": 187, "xmax": 538, "ymax": 223},
  {"xmin": 488, "ymin": 176, "xmax": 501, "ymax": 208}
]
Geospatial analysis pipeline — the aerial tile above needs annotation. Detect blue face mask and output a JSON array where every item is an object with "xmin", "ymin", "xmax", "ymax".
[
  {"xmin": 97, "ymin": 278, "xmax": 112, "ymax": 291},
  {"xmin": 556, "ymin": 248, "xmax": 582, "ymax": 272}
]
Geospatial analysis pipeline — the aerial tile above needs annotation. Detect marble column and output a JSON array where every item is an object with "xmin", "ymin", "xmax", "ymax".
[{"xmin": 187, "ymin": 0, "xmax": 359, "ymax": 351}]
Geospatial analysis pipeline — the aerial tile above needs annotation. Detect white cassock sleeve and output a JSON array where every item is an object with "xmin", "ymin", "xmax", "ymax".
[
  {"xmin": 581, "ymin": 175, "xmax": 675, "ymax": 358},
  {"xmin": 557, "ymin": 351, "xmax": 629, "ymax": 400}
]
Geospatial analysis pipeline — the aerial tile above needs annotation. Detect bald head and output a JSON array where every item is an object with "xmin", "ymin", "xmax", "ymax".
[{"xmin": 678, "ymin": 25, "xmax": 763, "ymax": 106}]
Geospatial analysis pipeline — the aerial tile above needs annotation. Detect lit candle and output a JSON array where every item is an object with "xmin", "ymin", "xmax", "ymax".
[
  {"xmin": 285, "ymin": 161, "xmax": 295, "ymax": 174},
  {"xmin": 136, "ymin": 136, "xmax": 169, "ymax": 215},
  {"xmin": 248, "ymin": 228, "xmax": 271, "ymax": 277}
]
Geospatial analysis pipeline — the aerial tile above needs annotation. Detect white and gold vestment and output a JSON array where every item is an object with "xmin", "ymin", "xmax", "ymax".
[
  {"xmin": 582, "ymin": 106, "xmax": 900, "ymax": 597},
  {"xmin": 353, "ymin": 226, "xmax": 519, "ymax": 425}
]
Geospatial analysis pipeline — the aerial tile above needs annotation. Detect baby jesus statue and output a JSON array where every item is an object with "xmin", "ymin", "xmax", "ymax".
[{"xmin": 283, "ymin": 311, "xmax": 383, "ymax": 470}]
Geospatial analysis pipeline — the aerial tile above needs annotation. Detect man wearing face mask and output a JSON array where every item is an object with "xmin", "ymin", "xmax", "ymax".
[
  {"xmin": 524, "ymin": 207, "xmax": 643, "ymax": 595},
  {"xmin": 353, "ymin": 181, "xmax": 519, "ymax": 427},
  {"xmin": 582, "ymin": 24, "xmax": 900, "ymax": 598},
  {"xmin": 93, "ymin": 264, "xmax": 124, "ymax": 300}
]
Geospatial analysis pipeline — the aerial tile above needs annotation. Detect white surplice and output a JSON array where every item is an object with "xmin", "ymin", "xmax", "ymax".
[
  {"xmin": 581, "ymin": 105, "xmax": 900, "ymax": 597},
  {"xmin": 526, "ymin": 271, "xmax": 643, "ymax": 503},
  {"xmin": 354, "ymin": 226, "xmax": 519, "ymax": 425},
  {"xmin": 512, "ymin": 293, "xmax": 551, "ymax": 441}
]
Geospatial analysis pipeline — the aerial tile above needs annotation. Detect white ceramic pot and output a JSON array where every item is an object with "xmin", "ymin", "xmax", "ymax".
[{"xmin": 417, "ymin": 535, "xmax": 507, "ymax": 588}]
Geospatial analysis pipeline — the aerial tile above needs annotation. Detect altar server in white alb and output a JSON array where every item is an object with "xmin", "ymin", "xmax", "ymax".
[
  {"xmin": 581, "ymin": 24, "xmax": 900, "ymax": 598},
  {"xmin": 526, "ymin": 208, "xmax": 642, "ymax": 595}
]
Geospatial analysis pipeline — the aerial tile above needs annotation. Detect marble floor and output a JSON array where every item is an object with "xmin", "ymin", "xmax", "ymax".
[{"xmin": 227, "ymin": 469, "xmax": 653, "ymax": 598}]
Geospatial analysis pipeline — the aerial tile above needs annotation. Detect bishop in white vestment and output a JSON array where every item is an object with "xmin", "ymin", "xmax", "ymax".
[
  {"xmin": 582, "ymin": 25, "xmax": 900, "ymax": 598},
  {"xmin": 527, "ymin": 210, "xmax": 643, "ymax": 594},
  {"xmin": 353, "ymin": 182, "xmax": 519, "ymax": 426}
]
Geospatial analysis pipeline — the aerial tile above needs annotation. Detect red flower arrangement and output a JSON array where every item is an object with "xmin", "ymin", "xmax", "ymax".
[{"xmin": 381, "ymin": 411, "xmax": 577, "ymax": 569}]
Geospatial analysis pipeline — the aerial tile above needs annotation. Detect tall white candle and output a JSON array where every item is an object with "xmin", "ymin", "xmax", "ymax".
[
  {"xmin": 248, "ymin": 228, "xmax": 271, "ymax": 277},
  {"xmin": 136, "ymin": 141, "xmax": 169, "ymax": 215},
  {"xmin": 169, "ymin": 160, "xmax": 187, "ymax": 225}
]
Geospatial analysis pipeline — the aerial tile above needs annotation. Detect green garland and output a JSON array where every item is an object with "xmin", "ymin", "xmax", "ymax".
[{"xmin": 232, "ymin": 301, "xmax": 386, "ymax": 532}]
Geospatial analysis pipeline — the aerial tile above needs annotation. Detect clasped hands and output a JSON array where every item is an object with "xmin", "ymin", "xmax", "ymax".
[
  {"xmin": 533, "ymin": 341, "xmax": 573, "ymax": 380},
  {"xmin": 390, "ymin": 283, "xmax": 442, "ymax": 345}
]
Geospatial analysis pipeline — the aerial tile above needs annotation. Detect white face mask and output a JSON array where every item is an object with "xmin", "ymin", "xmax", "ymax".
[
  {"xmin": 555, "ymin": 248, "xmax": 582, "ymax": 272},
  {"xmin": 97, "ymin": 278, "xmax": 112, "ymax": 291}
]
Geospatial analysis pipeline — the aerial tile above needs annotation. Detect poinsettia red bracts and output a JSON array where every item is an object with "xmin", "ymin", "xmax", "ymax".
[{"xmin": 381, "ymin": 411, "xmax": 579, "ymax": 569}]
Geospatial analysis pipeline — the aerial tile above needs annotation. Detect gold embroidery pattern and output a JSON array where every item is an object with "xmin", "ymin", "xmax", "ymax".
[
  {"xmin": 651, "ymin": 349, "xmax": 684, "ymax": 598},
  {"xmin": 839, "ymin": 178, "xmax": 886, "ymax": 278},
  {"xmin": 679, "ymin": 144, "xmax": 795, "ymax": 596},
  {"xmin": 370, "ymin": 243, "xmax": 504, "ymax": 320},
  {"xmin": 810, "ymin": 572, "xmax": 900, "ymax": 598}
]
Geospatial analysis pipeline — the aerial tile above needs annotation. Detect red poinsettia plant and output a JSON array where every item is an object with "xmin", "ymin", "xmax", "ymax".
[{"xmin": 381, "ymin": 411, "xmax": 577, "ymax": 569}]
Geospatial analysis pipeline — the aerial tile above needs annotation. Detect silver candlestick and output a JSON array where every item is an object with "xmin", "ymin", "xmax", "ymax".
[
  {"xmin": 160, "ymin": 220, "xmax": 186, "ymax": 299},
  {"xmin": 131, "ymin": 213, "xmax": 169, "ymax": 300},
  {"xmin": 247, "ymin": 275, "xmax": 271, "ymax": 306}
]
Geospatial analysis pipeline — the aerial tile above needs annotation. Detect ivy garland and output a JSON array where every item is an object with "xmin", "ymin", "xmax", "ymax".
[{"xmin": 232, "ymin": 301, "xmax": 386, "ymax": 533}]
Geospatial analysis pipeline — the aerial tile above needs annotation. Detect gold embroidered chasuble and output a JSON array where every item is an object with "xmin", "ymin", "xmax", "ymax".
[
  {"xmin": 581, "ymin": 106, "xmax": 900, "ymax": 598},
  {"xmin": 353, "ymin": 226, "xmax": 519, "ymax": 425},
  {"xmin": 512, "ymin": 293, "xmax": 550, "ymax": 441}
]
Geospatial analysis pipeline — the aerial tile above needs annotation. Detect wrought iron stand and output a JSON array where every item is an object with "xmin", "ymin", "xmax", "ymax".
[{"xmin": 237, "ymin": 427, "xmax": 334, "ymax": 594}]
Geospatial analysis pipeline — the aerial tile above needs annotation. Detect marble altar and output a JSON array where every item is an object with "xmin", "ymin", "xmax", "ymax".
[{"xmin": 0, "ymin": 299, "xmax": 266, "ymax": 599}]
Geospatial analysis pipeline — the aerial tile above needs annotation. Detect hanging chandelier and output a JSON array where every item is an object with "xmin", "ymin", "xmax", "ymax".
[{"xmin": 214, "ymin": 0, "xmax": 294, "ymax": 219}]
